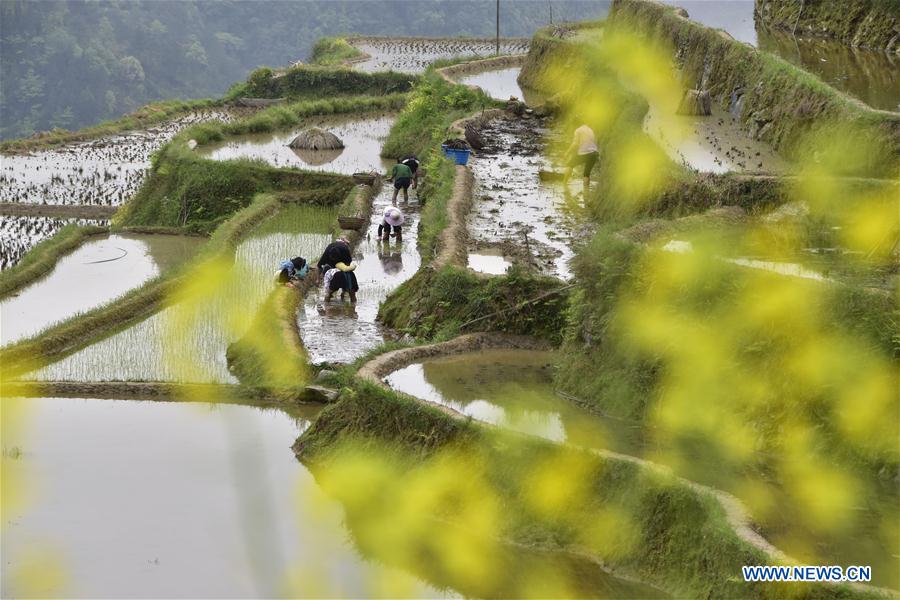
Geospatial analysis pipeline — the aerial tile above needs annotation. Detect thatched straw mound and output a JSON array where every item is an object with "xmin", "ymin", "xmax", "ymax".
[{"xmin": 288, "ymin": 127, "xmax": 344, "ymax": 150}]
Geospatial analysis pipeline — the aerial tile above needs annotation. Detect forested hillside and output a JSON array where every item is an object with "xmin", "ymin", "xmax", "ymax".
[{"xmin": 0, "ymin": 0, "xmax": 607, "ymax": 139}]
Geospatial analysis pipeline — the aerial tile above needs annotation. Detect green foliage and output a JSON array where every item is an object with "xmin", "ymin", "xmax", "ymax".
[
  {"xmin": 188, "ymin": 94, "xmax": 407, "ymax": 145},
  {"xmin": 236, "ymin": 65, "xmax": 414, "ymax": 100},
  {"xmin": 415, "ymin": 156, "xmax": 456, "ymax": 261},
  {"xmin": 120, "ymin": 154, "xmax": 351, "ymax": 230},
  {"xmin": 382, "ymin": 71, "xmax": 493, "ymax": 159},
  {"xmin": 379, "ymin": 265, "xmax": 570, "ymax": 344},
  {"xmin": 311, "ymin": 37, "xmax": 365, "ymax": 66}
]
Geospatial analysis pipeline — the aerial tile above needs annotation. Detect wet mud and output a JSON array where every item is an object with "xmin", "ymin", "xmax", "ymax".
[
  {"xmin": 298, "ymin": 174, "xmax": 422, "ymax": 365},
  {"xmin": 643, "ymin": 103, "xmax": 788, "ymax": 174},
  {"xmin": 467, "ymin": 115, "xmax": 579, "ymax": 279}
]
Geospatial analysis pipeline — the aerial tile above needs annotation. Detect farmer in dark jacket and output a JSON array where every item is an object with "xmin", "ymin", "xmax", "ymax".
[{"xmin": 317, "ymin": 238, "xmax": 352, "ymax": 273}]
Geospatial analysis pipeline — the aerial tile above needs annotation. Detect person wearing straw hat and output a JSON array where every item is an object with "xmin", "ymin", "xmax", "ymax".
[{"xmin": 378, "ymin": 206, "xmax": 404, "ymax": 241}]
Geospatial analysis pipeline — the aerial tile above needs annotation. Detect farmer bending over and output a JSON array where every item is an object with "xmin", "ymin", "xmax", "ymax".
[
  {"xmin": 316, "ymin": 238, "xmax": 358, "ymax": 302},
  {"xmin": 563, "ymin": 123, "xmax": 598, "ymax": 196},
  {"xmin": 399, "ymin": 155, "xmax": 420, "ymax": 189},
  {"xmin": 389, "ymin": 158, "xmax": 414, "ymax": 205},
  {"xmin": 377, "ymin": 206, "xmax": 404, "ymax": 241},
  {"xmin": 275, "ymin": 256, "xmax": 308, "ymax": 287}
]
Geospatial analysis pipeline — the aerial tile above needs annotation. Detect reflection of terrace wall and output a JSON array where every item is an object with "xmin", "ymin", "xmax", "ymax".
[
  {"xmin": 608, "ymin": 0, "xmax": 900, "ymax": 177},
  {"xmin": 756, "ymin": 0, "xmax": 900, "ymax": 52}
]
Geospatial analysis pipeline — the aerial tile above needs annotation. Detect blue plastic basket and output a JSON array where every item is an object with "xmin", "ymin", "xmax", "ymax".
[{"xmin": 441, "ymin": 144, "xmax": 471, "ymax": 165}]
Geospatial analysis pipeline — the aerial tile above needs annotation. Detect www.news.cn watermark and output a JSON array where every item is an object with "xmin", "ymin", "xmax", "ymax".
[{"xmin": 742, "ymin": 565, "xmax": 872, "ymax": 583}]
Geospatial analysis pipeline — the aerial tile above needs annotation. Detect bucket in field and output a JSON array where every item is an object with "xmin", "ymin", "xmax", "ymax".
[{"xmin": 442, "ymin": 144, "xmax": 472, "ymax": 165}]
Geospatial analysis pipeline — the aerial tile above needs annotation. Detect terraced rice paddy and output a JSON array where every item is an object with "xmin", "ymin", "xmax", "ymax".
[
  {"xmin": 350, "ymin": 38, "xmax": 529, "ymax": 73},
  {"xmin": 34, "ymin": 206, "xmax": 334, "ymax": 383},
  {"xmin": 385, "ymin": 348, "xmax": 900, "ymax": 589},
  {"xmin": 643, "ymin": 103, "xmax": 788, "ymax": 174},
  {"xmin": 0, "ymin": 216, "xmax": 107, "ymax": 270},
  {"xmin": 468, "ymin": 116, "xmax": 578, "ymax": 280},
  {"xmin": 0, "ymin": 110, "xmax": 237, "ymax": 208},
  {"xmin": 456, "ymin": 67, "xmax": 527, "ymax": 101},
  {"xmin": 1, "ymin": 233, "xmax": 203, "ymax": 346},
  {"xmin": 197, "ymin": 113, "xmax": 392, "ymax": 175},
  {"xmin": 298, "ymin": 179, "xmax": 422, "ymax": 365}
]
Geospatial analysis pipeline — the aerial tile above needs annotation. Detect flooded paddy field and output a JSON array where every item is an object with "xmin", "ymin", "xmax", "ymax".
[
  {"xmin": 643, "ymin": 103, "xmax": 788, "ymax": 174},
  {"xmin": 0, "ymin": 396, "xmax": 444, "ymax": 598},
  {"xmin": 657, "ymin": 0, "xmax": 899, "ymax": 112},
  {"xmin": 298, "ymin": 177, "xmax": 422, "ymax": 365},
  {"xmin": 2, "ymin": 395, "xmax": 667, "ymax": 598},
  {"xmin": 385, "ymin": 348, "xmax": 900, "ymax": 591},
  {"xmin": 200, "ymin": 109, "xmax": 425, "ymax": 365},
  {"xmin": 350, "ymin": 38, "xmax": 529, "ymax": 73},
  {"xmin": 197, "ymin": 113, "xmax": 393, "ymax": 175},
  {"xmin": 456, "ymin": 67, "xmax": 527, "ymax": 101},
  {"xmin": 1, "ymin": 233, "xmax": 202, "ymax": 346},
  {"xmin": 0, "ymin": 109, "xmax": 238, "ymax": 208},
  {"xmin": 467, "ymin": 115, "xmax": 578, "ymax": 280},
  {"xmin": 0, "ymin": 216, "xmax": 106, "ymax": 270},
  {"xmin": 33, "ymin": 206, "xmax": 333, "ymax": 383}
]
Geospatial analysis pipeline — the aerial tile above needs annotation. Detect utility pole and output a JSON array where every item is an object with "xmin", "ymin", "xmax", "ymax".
[
  {"xmin": 496, "ymin": 0, "xmax": 500, "ymax": 55},
  {"xmin": 549, "ymin": 1, "xmax": 553, "ymax": 25}
]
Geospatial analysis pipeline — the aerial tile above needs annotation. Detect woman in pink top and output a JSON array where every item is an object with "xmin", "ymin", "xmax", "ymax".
[{"xmin": 563, "ymin": 124, "xmax": 599, "ymax": 196}]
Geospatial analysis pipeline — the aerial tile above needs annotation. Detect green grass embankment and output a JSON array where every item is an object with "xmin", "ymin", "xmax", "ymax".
[
  {"xmin": 310, "ymin": 36, "xmax": 366, "ymax": 66},
  {"xmin": 294, "ymin": 383, "xmax": 877, "ymax": 599},
  {"xmin": 0, "ymin": 224, "xmax": 109, "ymax": 299},
  {"xmin": 755, "ymin": 0, "xmax": 900, "ymax": 50},
  {"xmin": 116, "ymin": 95, "xmax": 406, "ymax": 231},
  {"xmin": 227, "ymin": 65, "xmax": 414, "ymax": 101}
]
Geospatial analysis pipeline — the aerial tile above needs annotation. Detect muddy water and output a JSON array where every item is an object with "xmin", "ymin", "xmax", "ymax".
[
  {"xmin": 0, "ymin": 396, "xmax": 446, "ymax": 598},
  {"xmin": 298, "ymin": 177, "xmax": 422, "ymax": 365},
  {"xmin": 197, "ymin": 113, "xmax": 394, "ymax": 174},
  {"xmin": 643, "ymin": 102, "xmax": 788, "ymax": 174},
  {"xmin": 385, "ymin": 349, "xmax": 900, "ymax": 591},
  {"xmin": 351, "ymin": 39, "xmax": 529, "ymax": 73},
  {"xmin": 757, "ymin": 28, "xmax": 899, "ymax": 113},
  {"xmin": 468, "ymin": 116, "xmax": 578, "ymax": 280},
  {"xmin": 457, "ymin": 67, "xmax": 525, "ymax": 101},
  {"xmin": 0, "ymin": 110, "xmax": 237, "ymax": 208},
  {"xmin": 386, "ymin": 350, "xmax": 644, "ymax": 453},
  {"xmin": 0, "ymin": 216, "xmax": 107, "ymax": 270},
  {"xmin": 34, "ymin": 207, "xmax": 333, "ymax": 383},
  {"xmin": 203, "ymin": 110, "xmax": 426, "ymax": 366},
  {"xmin": 657, "ymin": 0, "xmax": 899, "ymax": 112},
  {"xmin": 1, "ymin": 234, "xmax": 203, "ymax": 346},
  {"xmin": 467, "ymin": 248, "xmax": 512, "ymax": 275}
]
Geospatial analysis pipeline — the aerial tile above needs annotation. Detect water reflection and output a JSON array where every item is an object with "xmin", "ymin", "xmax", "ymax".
[
  {"xmin": 197, "ymin": 113, "xmax": 393, "ymax": 175},
  {"xmin": 385, "ymin": 349, "xmax": 900, "ymax": 591},
  {"xmin": 35, "ymin": 208, "xmax": 333, "ymax": 383},
  {"xmin": 0, "ymin": 397, "xmax": 444, "ymax": 598},
  {"xmin": 1, "ymin": 234, "xmax": 203, "ymax": 346},
  {"xmin": 757, "ymin": 27, "xmax": 900, "ymax": 112}
]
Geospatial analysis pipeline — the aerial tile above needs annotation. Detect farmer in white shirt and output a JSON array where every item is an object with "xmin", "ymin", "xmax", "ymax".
[{"xmin": 563, "ymin": 123, "xmax": 599, "ymax": 196}]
